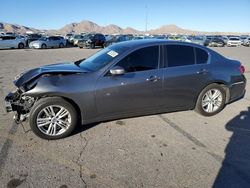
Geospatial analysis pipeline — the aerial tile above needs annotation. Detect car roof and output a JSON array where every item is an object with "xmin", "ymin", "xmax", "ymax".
[{"xmin": 112, "ymin": 39, "xmax": 207, "ymax": 50}]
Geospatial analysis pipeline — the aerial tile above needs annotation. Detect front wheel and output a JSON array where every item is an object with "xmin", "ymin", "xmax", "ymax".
[
  {"xmin": 90, "ymin": 43, "xmax": 95, "ymax": 49},
  {"xmin": 195, "ymin": 84, "xmax": 226, "ymax": 116},
  {"xmin": 41, "ymin": 44, "xmax": 47, "ymax": 49},
  {"xmin": 29, "ymin": 97, "xmax": 78, "ymax": 139},
  {"xmin": 18, "ymin": 43, "xmax": 25, "ymax": 49}
]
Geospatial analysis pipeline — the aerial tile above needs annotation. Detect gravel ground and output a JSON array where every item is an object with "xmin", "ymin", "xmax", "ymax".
[{"xmin": 0, "ymin": 46, "xmax": 249, "ymax": 188}]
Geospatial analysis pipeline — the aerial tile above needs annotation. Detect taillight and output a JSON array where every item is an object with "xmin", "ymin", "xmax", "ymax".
[{"xmin": 239, "ymin": 64, "xmax": 245, "ymax": 74}]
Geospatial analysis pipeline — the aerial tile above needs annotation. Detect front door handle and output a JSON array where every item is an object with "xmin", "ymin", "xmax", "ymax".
[
  {"xmin": 146, "ymin": 75, "xmax": 160, "ymax": 82},
  {"xmin": 197, "ymin": 69, "xmax": 208, "ymax": 74}
]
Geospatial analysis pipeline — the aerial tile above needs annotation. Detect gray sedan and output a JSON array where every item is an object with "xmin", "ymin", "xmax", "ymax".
[
  {"xmin": 5, "ymin": 40, "xmax": 246, "ymax": 139},
  {"xmin": 29, "ymin": 36, "xmax": 66, "ymax": 49}
]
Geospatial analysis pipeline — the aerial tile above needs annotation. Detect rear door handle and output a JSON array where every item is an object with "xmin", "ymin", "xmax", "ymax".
[
  {"xmin": 197, "ymin": 69, "xmax": 208, "ymax": 74},
  {"xmin": 146, "ymin": 75, "xmax": 160, "ymax": 82}
]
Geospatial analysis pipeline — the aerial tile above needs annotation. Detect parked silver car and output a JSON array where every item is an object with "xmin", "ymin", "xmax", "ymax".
[
  {"xmin": 29, "ymin": 36, "xmax": 66, "ymax": 49},
  {"xmin": 190, "ymin": 36, "xmax": 206, "ymax": 45},
  {"xmin": 242, "ymin": 37, "xmax": 250, "ymax": 47},
  {"xmin": 0, "ymin": 36, "xmax": 25, "ymax": 49}
]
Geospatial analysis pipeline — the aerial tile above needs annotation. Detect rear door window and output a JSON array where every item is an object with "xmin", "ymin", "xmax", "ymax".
[{"xmin": 165, "ymin": 45, "xmax": 195, "ymax": 67}]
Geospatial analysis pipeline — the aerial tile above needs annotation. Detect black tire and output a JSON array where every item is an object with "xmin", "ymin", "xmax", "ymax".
[
  {"xmin": 18, "ymin": 43, "xmax": 24, "ymax": 49},
  {"xmin": 41, "ymin": 44, "xmax": 47, "ymax": 49},
  {"xmin": 29, "ymin": 97, "xmax": 78, "ymax": 140},
  {"xmin": 59, "ymin": 43, "xmax": 64, "ymax": 48},
  {"xmin": 90, "ymin": 43, "xmax": 95, "ymax": 49},
  {"xmin": 195, "ymin": 84, "xmax": 226, "ymax": 116},
  {"xmin": 219, "ymin": 42, "xmax": 224, "ymax": 47}
]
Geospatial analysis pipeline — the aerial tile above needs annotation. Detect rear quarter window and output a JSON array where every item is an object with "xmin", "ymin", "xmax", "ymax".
[{"xmin": 195, "ymin": 48, "xmax": 209, "ymax": 64}]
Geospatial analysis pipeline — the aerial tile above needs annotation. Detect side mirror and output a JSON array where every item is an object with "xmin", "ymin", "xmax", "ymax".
[{"xmin": 110, "ymin": 66, "xmax": 125, "ymax": 75}]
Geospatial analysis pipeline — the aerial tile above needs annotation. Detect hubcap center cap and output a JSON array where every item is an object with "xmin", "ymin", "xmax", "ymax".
[{"xmin": 51, "ymin": 117, "xmax": 57, "ymax": 123}]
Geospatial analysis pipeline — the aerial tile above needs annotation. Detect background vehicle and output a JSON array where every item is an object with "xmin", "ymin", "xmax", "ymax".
[
  {"xmin": 104, "ymin": 35, "xmax": 129, "ymax": 47},
  {"xmin": 190, "ymin": 36, "xmax": 206, "ymax": 45},
  {"xmin": 227, "ymin": 37, "xmax": 241, "ymax": 47},
  {"xmin": 242, "ymin": 37, "xmax": 250, "ymax": 47},
  {"xmin": 204, "ymin": 37, "xmax": 225, "ymax": 47},
  {"xmin": 64, "ymin": 33, "xmax": 74, "ymax": 45},
  {"xmin": 5, "ymin": 40, "xmax": 246, "ymax": 139},
  {"xmin": 0, "ymin": 35, "xmax": 25, "ymax": 49},
  {"xmin": 26, "ymin": 33, "xmax": 42, "ymax": 46},
  {"xmin": 64, "ymin": 33, "xmax": 73, "ymax": 40},
  {"xmin": 180, "ymin": 36, "xmax": 191, "ymax": 42},
  {"xmin": 221, "ymin": 36, "xmax": 229, "ymax": 45},
  {"xmin": 240, "ymin": 35, "xmax": 248, "ymax": 44},
  {"xmin": 0, "ymin": 31, "xmax": 5, "ymax": 36},
  {"xmin": 77, "ymin": 33, "xmax": 106, "ymax": 48},
  {"xmin": 5, "ymin": 32, "xmax": 16, "ymax": 37},
  {"xmin": 132, "ymin": 36, "xmax": 147, "ymax": 40},
  {"xmin": 29, "ymin": 36, "xmax": 66, "ymax": 49},
  {"xmin": 68, "ymin": 34, "xmax": 85, "ymax": 46}
]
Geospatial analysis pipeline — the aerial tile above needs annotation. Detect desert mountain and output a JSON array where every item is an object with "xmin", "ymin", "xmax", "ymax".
[
  {"xmin": 58, "ymin": 20, "xmax": 141, "ymax": 34},
  {"xmin": 0, "ymin": 22, "xmax": 41, "ymax": 34},
  {"xmin": 0, "ymin": 20, "xmax": 249, "ymax": 35},
  {"xmin": 149, "ymin": 24, "xmax": 197, "ymax": 34}
]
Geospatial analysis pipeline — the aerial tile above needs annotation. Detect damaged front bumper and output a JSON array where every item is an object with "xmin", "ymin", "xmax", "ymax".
[{"xmin": 4, "ymin": 89, "xmax": 35, "ymax": 122}]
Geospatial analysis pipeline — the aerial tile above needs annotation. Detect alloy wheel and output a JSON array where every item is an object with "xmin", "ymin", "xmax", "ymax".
[
  {"xmin": 36, "ymin": 105, "xmax": 71, "ymax": 136},
  {"xmin": 201, "ymin": 89, "xmax": 223, "ymax": 113}
]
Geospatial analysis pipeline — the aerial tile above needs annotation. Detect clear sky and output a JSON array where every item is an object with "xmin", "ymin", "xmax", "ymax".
[{"xmin": 0, "ymin": 0, "xmax": 250, "ymax": 32}]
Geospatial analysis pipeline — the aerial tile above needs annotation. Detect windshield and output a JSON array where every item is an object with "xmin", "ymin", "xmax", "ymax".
[
  {"xmin": 83, "ymin": 34, "xmax": 94, "ymax": 40},
  {"xmin": 77, "ymin": 45, "xmax": 129, "ymax": 72},
  {"xmin": 229, "ymin": 38, "xmax": 240, "ymax": 41},
  {"xmin": 74, "ymin": 35, "xmax": 82, "ymax": 39},
  {"xmin": 39, "ymin": 37, "xmax": 47, "ymax": 41},
  {"xmin": 193, "ymin": 36, "xmax": 204, "ymax": 40}
]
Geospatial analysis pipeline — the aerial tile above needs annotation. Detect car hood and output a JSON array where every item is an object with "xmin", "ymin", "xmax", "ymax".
[{"xmin": 14, "ymin": 62, "xmax": 88, "ymax": 87}]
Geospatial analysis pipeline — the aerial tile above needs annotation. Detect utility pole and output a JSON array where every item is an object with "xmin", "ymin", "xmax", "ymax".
[{"xmin": 145, "ymin": 5, "xmax": 148, "ymax": 33}]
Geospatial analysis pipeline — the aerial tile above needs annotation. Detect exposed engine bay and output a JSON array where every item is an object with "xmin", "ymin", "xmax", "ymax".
[{"xmin": 5, "ymin": 89, "xmax": 36, "ymax": 123}]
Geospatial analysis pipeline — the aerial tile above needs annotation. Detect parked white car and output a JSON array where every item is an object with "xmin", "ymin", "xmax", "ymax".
[
  {"xmin": 29, "ymin": 36, "xmax": 66, "ymax": 49},
  {"xmin": 227, "ymin": 37, "xmax": 241, "ymax": 47},
  {"xmin": 0, "ymin": 36, "xmax": 25, "ymax": 49}
]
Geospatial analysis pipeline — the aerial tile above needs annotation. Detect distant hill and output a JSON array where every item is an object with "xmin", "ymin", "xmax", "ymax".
[
  {"xmin": 58, "ymin": 20, "xmax": 141, "ymax": 34},
  {"xmin": 0, "ymin": 22, "xmax": 41, "ymax": 34},
  {"xmin": 0, "ymin": 20, "xmax": 249, "ymax": 35},
  {"xmin": 149, "ymin": 24, "xmax": 197, "ymax": 35}
]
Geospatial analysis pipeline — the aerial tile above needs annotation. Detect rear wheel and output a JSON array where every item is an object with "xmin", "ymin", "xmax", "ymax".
[
  {"xmin": 29, "ymin": 97, "xmax": 78, "ymax": 139},
  {"xmin": 18, "ymin": 43, "xmax": 24, "ymax": 49},
  {"xmin": 195, "ymin": 84, "xmax": 226, "ymax": 116},
  {"xmin": 59, "ymin": 43, "xmax": 64, "ymax": 48},
  {"xmin": 41, "ymin": 44, "xmax": 47, "ymax": 49}
]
